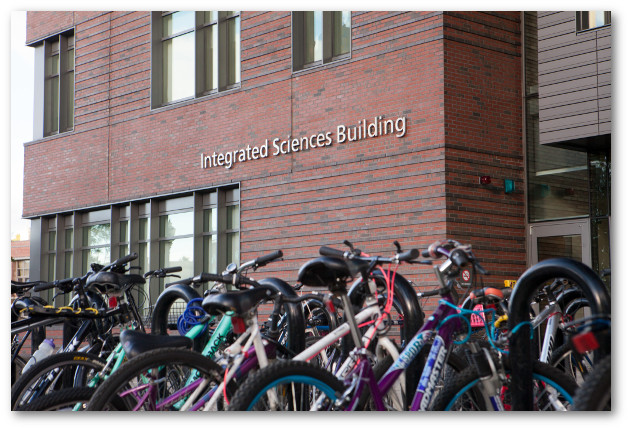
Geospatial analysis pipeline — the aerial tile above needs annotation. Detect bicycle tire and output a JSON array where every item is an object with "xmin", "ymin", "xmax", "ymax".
[
  {"xmin": 356, "ymin": 343, "xmax": 469, "ymax": 410},
  {"xmin": 549, "ymin": 340, "xmax": 593, "ymax": 385},
  {"xmin": 15, "ymin": 386, "xmax": 126, "ymax": 411},
  {"xmin": 86, "ymin": 347, "xmax": 232, "ymax": 411},
  {"xmin": 572, "ymin": 354, "xmax": 611, "ymax": 411},
  {"xmin": 431, "ymin": 359, "xmax": 578, "ymax": 411},
  {"xmin": 227, "ymin": 360, "xmax": 345, "ymax": 411},
  {"xmin": 11, "ymin": 351, "xmax": 106, "ymax": 410}
]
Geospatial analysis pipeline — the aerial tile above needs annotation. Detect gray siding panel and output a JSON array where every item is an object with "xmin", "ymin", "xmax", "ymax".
[
  {"xmin": 538, "ymin": 51, "xmax": 597, "ymax": 75},
  {"xmin": 540, "ymin": 124, "xmax": 599, "ymax": 145},
  {"xmin": 539, "ymin": 99, "xmax": 599, "ymax": 121},
  {"xmin": 540, "ymin": 75, "xmax": 598, "ymax": 98},
  {"xmin": 538, "ymin": 63, "xmax": 598, "ymax": 87},
  {"xmin": 539, "ymin": 112, "xmax": 599, "ymax": 134},
  {"xmin": 537, "ymin": 12, "xmax": 612, "ymax": 145}
]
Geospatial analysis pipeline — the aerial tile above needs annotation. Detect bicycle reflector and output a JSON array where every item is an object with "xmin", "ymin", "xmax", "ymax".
[
  {"xmin": 108, "ymin": 297, "xmax": 118, "ymax": 308},
  {"xmin": 232, "ymin": 316, "xmax": 247, "ymax": 334},
  {"xmin": 571, "ymin": 330, "xmax": 599, "ymax": 354}
]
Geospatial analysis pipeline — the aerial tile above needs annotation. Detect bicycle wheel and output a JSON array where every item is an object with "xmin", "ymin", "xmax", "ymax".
[
  {"xmin": 228, "ymin": 360, "xmax": 345, "ymax": 411},
  {"xmin": 550, "ymin": 341, "xmax": 594, "ymax": 385},
  {"xmin": 15, "ymin": 386, "xmax": 126, "ymax": 411},
  {"xmin": 357, "ymin": 343, "xmax": 469, "ymax": 411},
  {"xmin": 86, "ymin": 347, "xmax": 231, "ymax": 411},
  {"xmin": 572, "ymin": 354, "xmax": 611, "ymax": 411},
  {"xmin": 431, "ymin": 359, "xmax": 577, "ymax": 411},
  {"xmin": 11, "ymin": 351, "xmax": 106, "ymax": 410}
]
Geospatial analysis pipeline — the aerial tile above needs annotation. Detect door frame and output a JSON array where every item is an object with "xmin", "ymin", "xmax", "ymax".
[{"xmin": 527, "ymin": 218, "xmax": 591, "ymax": 267}]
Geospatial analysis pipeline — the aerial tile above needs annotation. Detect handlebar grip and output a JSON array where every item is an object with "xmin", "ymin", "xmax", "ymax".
[
  {"xmin": 33, "ymin": 277, "xmax": 75, "ymax": 293},
  {"xmin": 194, "ymin": 273, "xmax": 232, "ymax": 284},
  {"xmin": 397, "ymin": 248, "xmax": 420, "ymax": 262},
  {"xmin": 450, "ymin": 249, "xmax": 469, "ymax": 268},
  {"xmin": 162, "ymin": 266, "xmax": 182, "ymax": 274},
  {"xmin": 254, "ymin": 250, "xmax": 283, "ymax": 267},
  {"xmin": 319, "ymin": 246, "xmax": 346, "ymax": 258},
  {"xmin": 421, "ymin": 250, "xmax": 431, "ymax": 258},
  {"xmin": 113, "ymin": 252, "xmax": 138, "ymax": 267},
  {"xmin": 32, "ymin": 281, "xmax": 57, "ymax": 293}
]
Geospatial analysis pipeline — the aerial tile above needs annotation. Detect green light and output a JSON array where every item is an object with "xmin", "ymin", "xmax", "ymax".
[{"xmin": 504, "ymin": 179, "xmax": 515, "ymax": 194}]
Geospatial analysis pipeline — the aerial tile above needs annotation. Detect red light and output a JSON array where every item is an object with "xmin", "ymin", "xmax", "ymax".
[
  {"xmin": 231, "ymin": 316, "xmax": 247, "ymax": 334},
  {"xmin": 571, "ymin": 331, "xmax": 599, "ymax": 354},
  {"xmin": 479, "ymin": 176, "xmax": 492, "ymax": 185}
]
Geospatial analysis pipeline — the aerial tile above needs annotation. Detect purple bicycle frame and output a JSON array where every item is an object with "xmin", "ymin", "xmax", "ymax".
[{"xmin": 345, "ymin": 292, "xmax": 463, "ymax": 411}]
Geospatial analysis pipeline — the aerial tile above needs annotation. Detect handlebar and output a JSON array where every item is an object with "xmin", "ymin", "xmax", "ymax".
[
  {"xmin": 319, "ymin": 244, "xmax": 419, "ymax": 264},
  {"xmin": 33, "ymin": 277, "xmax": 76, "ymax": 293},
  {"xmin": 144, "ymin": 266, "xmax": 182, "ymax": 278},
  {"xmin": 101, "ymin": 252, "xmax": 138, "ymax": 272}
]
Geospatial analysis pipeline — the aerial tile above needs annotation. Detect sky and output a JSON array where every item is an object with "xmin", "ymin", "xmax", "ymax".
[{"xmin": 9, "ymin": 11, "xmax": 32, "ymax": 242}]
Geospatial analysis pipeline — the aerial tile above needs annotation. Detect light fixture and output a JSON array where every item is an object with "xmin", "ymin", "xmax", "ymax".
[{"xmin": 479, "ymin": 176, "xmax": 492, "ymax": 185}]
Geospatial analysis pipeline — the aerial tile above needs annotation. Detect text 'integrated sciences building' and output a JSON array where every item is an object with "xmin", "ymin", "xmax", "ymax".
[{"xmin": 22, "ymin": 11, "xmax": 611, "ymax": 312}]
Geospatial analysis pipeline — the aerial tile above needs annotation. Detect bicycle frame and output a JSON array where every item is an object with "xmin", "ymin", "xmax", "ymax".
[{"xmin": 342, "ymin": 291, "xmax": 468, "ymax": 411}]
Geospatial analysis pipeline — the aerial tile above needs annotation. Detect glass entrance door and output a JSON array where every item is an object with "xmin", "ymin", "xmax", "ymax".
[{"xmin": 528, "ymin": 218, "xmax": 591, "ymax": 266}]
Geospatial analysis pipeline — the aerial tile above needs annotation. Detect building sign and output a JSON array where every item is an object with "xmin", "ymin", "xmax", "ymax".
[{"xmin": 200, "ymin": 115, "xmax": 407, "ymax": 169}]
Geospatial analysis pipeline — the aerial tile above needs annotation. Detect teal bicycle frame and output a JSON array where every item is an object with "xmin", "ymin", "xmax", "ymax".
[{"xmin": 75, "ymin": 312, "xmax": 233, "ymax": 411}]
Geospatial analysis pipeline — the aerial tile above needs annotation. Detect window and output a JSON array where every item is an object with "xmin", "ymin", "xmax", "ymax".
[
  {"xmin": 152, "ymin": 11, "xmax": 241, "ymax": 107},
  {"xmin": 576, "ymin": 11, "xmax": 611, "ymax": 32},
  {"xmin": 158, "ymin": 196, "xmax": 195, "ymax": 286},
  {"xmin": 292, "ymin": 11, "xmax": 351, "ymax": 71},
  {"xmin": 16, "ymin": 260, "xmax": 30, "ymax": 282},
  {"xmin": 32, "ymin": 187, "xmax": 240, "ymax": 312},
  {"xmin": 43, "ymin": 31, "xmax": 74, "ymax": 136}
]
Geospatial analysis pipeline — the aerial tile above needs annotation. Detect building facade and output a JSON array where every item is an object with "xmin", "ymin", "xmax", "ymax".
[{"xmin": 22, "ymin": 11, "xmax": 611, "ymax": 310}]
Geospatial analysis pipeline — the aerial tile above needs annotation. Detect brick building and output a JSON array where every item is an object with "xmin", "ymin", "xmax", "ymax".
[
  {"xmin": 11, "ymin": 239, "xmax": 30, "ymax": 282},
  {"xmin": 21, "ymin": 11, "xmax": 611, "ymax": 313}
]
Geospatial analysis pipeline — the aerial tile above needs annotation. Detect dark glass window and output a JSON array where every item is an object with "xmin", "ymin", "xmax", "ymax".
[
  {"xmin": 576, "ymin": 11, "xmax": 611, "ymax": 32},
  {"xmin": 44, "ymin": 32, "xmax": 74, "ymax": 136},
  {"xmin": 153, "ymin": 11, "xmax": 241, "ymax": 107},
  {"xmin": 293, "ymin": 11, "xmax": 351, "ymax": 71}
]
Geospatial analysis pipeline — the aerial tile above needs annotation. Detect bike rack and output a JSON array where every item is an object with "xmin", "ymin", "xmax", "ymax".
[{"xmin": 507, "ymin": 258, "xmax": 611, "ymax": 410}]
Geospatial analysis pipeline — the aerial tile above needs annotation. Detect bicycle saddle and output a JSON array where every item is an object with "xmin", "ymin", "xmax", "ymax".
[
  {"xmin": 297, "ymin": 256, "xmax": 352, "ymax": 291},
  {"xmin": 119, "ymin": 330, "xmax": 193, "ymax": 360},
  {"xmin": 86, "ymin": 271, "xmax": 145, "ymax": 294},
  {"xmin": 202, "ymin": 286, "xmax": 275, "ymax": 317}
]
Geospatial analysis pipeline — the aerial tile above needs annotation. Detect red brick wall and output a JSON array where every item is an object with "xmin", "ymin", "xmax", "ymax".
[
  {"xmin": 442, "ymin": 12, "xmax": 526, "ymax": 285},
  {"xmin": 23, "ymin": 11, "xmax": 525, "ymax": 296}
]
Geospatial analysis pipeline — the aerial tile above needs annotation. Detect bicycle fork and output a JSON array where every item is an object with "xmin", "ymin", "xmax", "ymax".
[{"xmin": 465, "ymin": 343, "xmax": 504, "ymax": 411}]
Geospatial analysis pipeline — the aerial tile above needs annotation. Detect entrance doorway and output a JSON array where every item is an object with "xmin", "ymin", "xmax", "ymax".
[{"xmin": 528, "ymin": 218, "xmax": 591, "ymax": 267}]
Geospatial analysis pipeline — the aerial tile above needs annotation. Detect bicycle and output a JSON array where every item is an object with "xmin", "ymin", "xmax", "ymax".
[
  {"xmin": 86, "ymin": 242, "xmax": 424, "ymax": 411},
  {"xmin": 11, "ymin": 252, "xmax": 148, "ymax": 409},
  {"xmin": 227, "ymin": 239, "xmax": 576, "ymax": 411}
]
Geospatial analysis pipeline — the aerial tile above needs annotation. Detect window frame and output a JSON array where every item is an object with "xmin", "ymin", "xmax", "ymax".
[
  {"xmin": 292, "ymin": 11, "xmax": 352, "ymax": 72},
  {"xmin": 151, "ymin": 11, "xmax": 241, "ymax": 108},
  {"xmin": 41, "ymin": 30, "xmax": 75, "ymax": 137},
  {"xmin": 576, "ymin": 11, "xmax": 611, "ymax": 33}
]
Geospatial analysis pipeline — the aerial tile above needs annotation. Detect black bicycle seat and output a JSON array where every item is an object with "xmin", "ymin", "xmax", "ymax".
[
  {"xmin": 202, "ymin": 287, "xmax": 275, "ymax": 317},
  {"xmin": 119, "ymin": 330, "xmax": 193, "ymax": 360}
]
